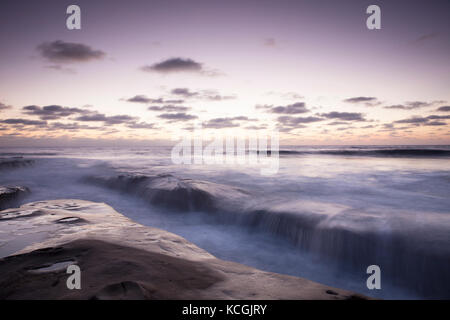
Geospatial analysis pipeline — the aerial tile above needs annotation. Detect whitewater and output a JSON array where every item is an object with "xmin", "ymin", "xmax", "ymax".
[{"xmin": 0, "ymin": 145, "xmax": 449, "ymax": 299}]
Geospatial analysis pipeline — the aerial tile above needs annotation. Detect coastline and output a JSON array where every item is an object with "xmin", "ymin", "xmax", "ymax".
[{"xmin": 0, "ymin": 199, "xmax": 367, "ymax": 300}]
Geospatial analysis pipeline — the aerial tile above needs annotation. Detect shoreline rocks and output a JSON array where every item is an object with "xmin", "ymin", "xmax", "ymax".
[
  {"xmin": 0, "ymin": 199, "xmax": 367, "ymax": 300},
  {"xmin": 0, "ymin": 186, "xmax": 30, "ymax": 210}
]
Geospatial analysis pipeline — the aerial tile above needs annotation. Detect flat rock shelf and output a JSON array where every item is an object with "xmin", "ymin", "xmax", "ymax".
[{"xmin": 0, "ymin": 199, "xmax": 368, "ymax": 300}]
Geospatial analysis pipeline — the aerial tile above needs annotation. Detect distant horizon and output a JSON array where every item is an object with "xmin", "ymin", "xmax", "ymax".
[{"xmin": 1, "ymin": 141, "xmax": 449, "ymax": 149}]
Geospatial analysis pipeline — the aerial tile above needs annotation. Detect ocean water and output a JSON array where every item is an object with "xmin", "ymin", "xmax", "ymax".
[{"xmin": 0, "ymin": 145, "xmax": 449, "ymax": 299}]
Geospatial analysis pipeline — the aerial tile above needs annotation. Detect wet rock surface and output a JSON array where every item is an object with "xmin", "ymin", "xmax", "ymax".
[
  {"xmin": 0, "ymin": 186, "xmax": 30, "ymax": 210},
  {"xmin": 0, "ymin": 199, "xmax": 367, "ymax": 300},
  {"xmin": 0, "ymin": 158, "xmax": 34, "ymax": 170},
  {"xmin": 85, "ymin": 174, "xmax": 249, "ymax": 212}
]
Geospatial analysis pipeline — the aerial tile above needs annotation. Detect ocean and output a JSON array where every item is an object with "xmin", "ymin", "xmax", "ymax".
[{"xmin": 0, "ymin": 145, "xmax": 449, "ymax": 299}]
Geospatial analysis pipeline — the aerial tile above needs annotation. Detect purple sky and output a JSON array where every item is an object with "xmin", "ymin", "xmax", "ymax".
[{"xmin": 0, "ymin": 0, "xmax": 449, "ymax": 146}]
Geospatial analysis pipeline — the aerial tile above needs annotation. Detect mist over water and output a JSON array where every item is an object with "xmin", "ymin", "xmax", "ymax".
[{"xmin": 1, "ymin": 145, "xmax": 449, "ymax": 299}]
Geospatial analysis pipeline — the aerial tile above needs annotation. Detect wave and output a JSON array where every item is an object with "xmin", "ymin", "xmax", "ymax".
[
  {"xmin": 84, "ymin": 170, "xmax": 449, "ymax": 298},
  {"xmin": 83, "ymin": 173, "xmax": 249, "ymax": 212},
  {"xmin": 0, "ymin": 186, "xmax": 30, "ymax": 210},
  {"xmin": 229, "ymin": 201, "xmax": 450, "ymax": 298},
  {"xmin": 274, "ymin": 148, "xmax": 450, "ymax": 157},
  {"xmin": 0, "ymin": 158, "xmax": 35, "ymax": 170}
]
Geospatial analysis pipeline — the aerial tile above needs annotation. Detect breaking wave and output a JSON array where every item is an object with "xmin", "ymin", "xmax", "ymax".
[
  {"xmin": 275, "ymin": 148, "xmax": 450, "ymax": 157},
  {"xmin": 84, "ymin": 172, "xmax": 450, "ymax": 298},
  {"xmin": 84, "ymin": 173, "xmax": 248, "ymax": 212}
]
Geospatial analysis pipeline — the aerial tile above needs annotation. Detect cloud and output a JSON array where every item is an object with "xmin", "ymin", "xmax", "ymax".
[
  {"xmin": 203, "ymin": 119, "xmax": 240, "ymax": 129},
  {"xmin": 277, "ymin": 116, "xmax": 323, "ymax": 127},
  {"xmin": 426, "ymin": 115, "xmax": 450, "ymax": 120},
  {"xmin": 437, "ymin": 106, "xmax": 450, "ymax": 112},
  {"xmin": 157, "ymin": 112, "xmax": 198, "ymax": 121},
  {"xmin": 126, "ymin": 95, "xmax": 153, "ymax": 103},
  {"xmin": 393, "ymin": 115, "xmax": 449, "ymax": 125},
  {"xmin": 394, "ymin": 117, "xmax": 428, "ymax": 124},
  {"xmin": 425, "ymin": 121, "xmax": 447, "ymax": 126},
  {"xmin": 148, "ymin": 105, "xmax": 190, "ymax": 112},
  {"xmin": 170, "ymin": 88, "xmax": 236, "ymax": 101},
  {"xmin": 384, "ymin": 101, "xmax": 441, "ymax": 110},
  {"xmin": 48, "ymin": 122, "xmax": 101, "ymax": 131},
  {"xmin": 327, "ymin": 121, "xmax": 348, "ymax": 126},
  {"xmin": 245, "ymin": 124, "xmax": 268, "ymax": 130},
  {"xmin": 37, "ymin": 40, "xmax": 106, "ymax": 63},
  {"xmin": 1, "ymin": 118, "xmax": 47, "ymax": 126},
  {"xmin": 75, "ymin": 113, "xmax": 137, "ymax": 125},
  {"xmin": 126, "ymin": 95, "xmax": 184, "ymax": 104},
  {"xmin": 141, "ymin": 58, "xmax": 222, "ymax": 76},
  {"xmin": 125, "ymin": 121, "xmax": 156, "ymax": 129},
  {"xmin": 22, "ymin": 105, "xmax": 89, "ymax": 120},
  {"xmin": 258, "ymin": 102, "xmax": 309, "ymax": 114},
  {"xmin": 199, "ymin": 90, "xmax": 236, "ymax": 101},
  {"xmin": 203, "ymin": 116, "xmax": 255, "ymax": 129},
  {"xmin": 170, "ymin": 88, "xmax": 199, "ymax": 97},
  {"xmin": 320, "ymin": 112, "xmax": 366, "ymax": 121},
  {"xmin": 0, "ymin": 102, "xmax": 12, "ymax": 111},
  {"xmin": 344, "ymin": 97, "xmax": 376, "ymax": 103},
  {"xmin": 141, "ymin": 58, "xmax": 203, "ymax": 74}
]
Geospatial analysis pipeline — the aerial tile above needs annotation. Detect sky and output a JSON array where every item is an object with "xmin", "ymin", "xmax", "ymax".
[{"xmin": 0, "ymin": 0, "xmax": 449, "ymax": 146}]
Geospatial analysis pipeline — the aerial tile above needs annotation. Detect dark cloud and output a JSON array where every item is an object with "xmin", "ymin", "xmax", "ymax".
[
  {"xmin": 126, "ymin": 121, "xmax": 156, "ymax": 129},
  {"xmin": 141, "ymin": 58, "xmax": 203, "ymax": 74},
  {"xmin": 384, "ymin": 101, "xmax": 441, "ymax": 110},
  {"xmin": 1, "ymin": 118, "xmax": 47, "ymax": 126},
  {"xmin": 343, "ymin": 97, "xmax": 377, "ymax": 104},
  {"xmin": 393, "ymin": 115, "xmax": 449, "ymax": 126},
  {"xmin": 437, "ymin": 106, "xmax": 450, "ymax": 112},
  {"xmin": 394, "ymin": 117, "xmax": 428, "ymax": 124},
  {"xmin": 258, "ymin": 102, "xmax": 309, "ymax": 114},
  {"xmin": 37, "ymin": 41, "xmax": 106, "ymax": 63},
  {"xmin": 277, "ymin": 116, "xmax": 323, "ymax": 127},
  {"xmin": 126, "ymin": 95, "xmax": 184, "ymax": 104},
  {"xmin": 48, "ymin": 122, "xmax": 101, "ymax": 131},
  {"xmin": 203, "ymin": 116, "xmax": 255, "ymax": 129},
  {"xmin": 343, "ymin": 97, "xmax": 380, "ymax": 107},
  {"xmin": 148, "ymin": 105, "xmax": 190, "ymax": 112},
  {"xmin": 425, "ymin": 121, "xmax": 447, "ymax": 126},
  {"xmin": 171, "ymin": 88, "xmax": 198, "ymax": 97},
  {"xmin": 126, "ymin": 95, "xmax": 152, "ymax": 103},
  {"xmin": 75, "ymin": 113, "xmax": 137, "ymax": 125},
  {"xmin": 320, "ymin": 112, "xmax": 366, "ymax": 121},
  {"xmin": 22, "ymin": 105, "xmax": 89, "ymax": 120},
  {"xmin": 157, "ymin": 112, "xmax": 198, "ymax": 121},
  {"xmin": 203, "ymin": 118, "xmax": 240, "ymax": 129},
  {"xmin": 427, "ymin": 115, "xmax": 450, "ymax": 120}
]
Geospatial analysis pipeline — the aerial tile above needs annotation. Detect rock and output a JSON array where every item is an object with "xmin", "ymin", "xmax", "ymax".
[
  {"xmin": 0, "ymin": 199, "xmax": 367, "ymax": 300},
  {"xmin": 0, "ymin": 186, "xmax": 30, "ymax": 210},
  {"xmin": 85, "ymin": 174, "xmax": 248, "ymax": 212},
  {"xmin": 0, "ymin": 158, "xmax": 34, "ymax": 170}
]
